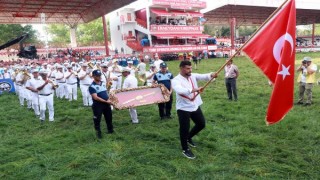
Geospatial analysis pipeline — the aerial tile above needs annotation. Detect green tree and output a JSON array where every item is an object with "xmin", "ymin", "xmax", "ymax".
[
  {"xmin": 0, "ymin": 24, "xmax": 38, "ymax": 46},
  {"xmin": 46, "ymin": 24, "xmax": 70, "ymax": 47},
  {"xmin": 77, "ymin": 18, "xmax": 104, "ymax": 46}
]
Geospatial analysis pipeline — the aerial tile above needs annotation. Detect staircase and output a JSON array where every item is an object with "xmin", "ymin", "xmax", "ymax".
[{"xmin": 135, "ymin": 18, "xmax": 149, "ymax": 35}]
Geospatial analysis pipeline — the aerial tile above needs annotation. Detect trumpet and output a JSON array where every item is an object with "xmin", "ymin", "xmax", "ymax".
[
  {"xmin": 48, "ymin": 79, "xmax": 59, "ymax": 89},
  {"xmin": 88, "ymin": 62, "xmax": 95, "ymax": 69}
]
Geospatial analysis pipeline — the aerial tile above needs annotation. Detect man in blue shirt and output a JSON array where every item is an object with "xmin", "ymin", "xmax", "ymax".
[
  {"xmin": 89, "ymin": 70, "xmax": 113, "ymax": 139},
  {"xmin": 153, "ymin": 62, "xmax": 173, "ymax": 120}
]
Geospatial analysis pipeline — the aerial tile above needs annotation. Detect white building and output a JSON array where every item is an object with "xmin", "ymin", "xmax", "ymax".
[{"xmin": 109, "ymin": 0, "xmax": 215, "ymax": 56}]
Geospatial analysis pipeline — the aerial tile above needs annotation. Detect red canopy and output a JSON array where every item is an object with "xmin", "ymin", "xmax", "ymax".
[
  {"xmin": 151, "ymin": 9, "xmax": 203, "ymax": 17},
  {"xmin": 151, "ymin": 9, "xmax": 172, "ymax": 16}
]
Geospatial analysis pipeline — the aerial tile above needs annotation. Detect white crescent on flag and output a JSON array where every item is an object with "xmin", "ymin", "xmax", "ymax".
[{"xmin": 273, "ymin": 32, "xmax": 294, "ymax": 64}]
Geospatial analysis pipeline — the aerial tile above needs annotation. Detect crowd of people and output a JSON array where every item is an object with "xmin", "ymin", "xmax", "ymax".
[{"xmin": 0, "ymin": 52, "xmax": 242, "ymax": 159}]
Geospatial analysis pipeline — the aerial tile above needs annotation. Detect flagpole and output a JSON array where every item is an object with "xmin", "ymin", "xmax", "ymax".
[{"xmin": 191, "ymin": 0, "xmax": 290, "ymax": 101}]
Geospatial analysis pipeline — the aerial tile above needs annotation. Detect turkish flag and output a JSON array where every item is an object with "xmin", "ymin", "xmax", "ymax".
[{"xmin": 243, "ymin": 0, "xmax": 296, "ymax": 125}]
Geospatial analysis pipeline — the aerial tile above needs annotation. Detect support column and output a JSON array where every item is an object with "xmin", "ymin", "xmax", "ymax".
[
  {"xmin": 230, "ymin": 18, "xmax": 236, "ymax": 49},
  {"xmin": 312, "ymin": 22, "xmax": 315, "ymax": 47},
  {"xmin": 146, "ymin": 6, "xmax": 152, "ymax": 46},
  {"xmin": 69, "ymin": 26, "xmax": 77, "ymax": 48},
  {"xmin": 102, "ymin": 15, "xmax": 109, "ymax": 56}
]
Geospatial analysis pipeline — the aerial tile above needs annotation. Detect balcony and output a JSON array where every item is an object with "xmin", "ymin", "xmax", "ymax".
[{"xmin": 150, "ymin": 25, "xmax": 203, "ymax": 34}]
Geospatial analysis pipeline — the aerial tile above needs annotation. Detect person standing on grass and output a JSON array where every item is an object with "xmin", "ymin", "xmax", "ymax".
[
  {"xmin": 153, "ymin": 62, "xmax": 173, "ymax": 120},
  {"xmin": 224, "ymin": 59, "xmax": 239, "ymax": 101},
  {"xmin": 89, "ymin": 69, "xmax": 114, "ymax": 139},
  {"xmin": 172, "ymin": 60, "xmax": 217, "ymax": 159},
  {"xmin": 296, "ymin": 57, "xmax": 317, "ymax": 106},
  {"xmin": 122, "ymin": 67, "xmax": 139, "ymax": 124},
  {"xmin": 37, "ymin": 70, "xmax": 55, "ymax": 122}
]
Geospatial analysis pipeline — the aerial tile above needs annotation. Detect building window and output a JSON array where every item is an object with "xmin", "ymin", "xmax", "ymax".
[{"xmin": 118, "ymin": 25, "xmax": 120, "ymax": 31}]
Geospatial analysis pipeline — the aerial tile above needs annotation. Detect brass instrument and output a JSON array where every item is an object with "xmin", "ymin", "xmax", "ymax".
[
  {"xmin": 48, "ymin": 79, "xmax": 59, "ymax": 89},
  {"xmin": 22, "ymin": 70, "xmax": 31, "ymax": 83},
  {"xmin": 88, "ymin": 62, "xmax": 95, "ymax": 69}
]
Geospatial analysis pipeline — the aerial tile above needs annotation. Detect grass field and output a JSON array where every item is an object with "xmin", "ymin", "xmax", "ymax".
[{"xmin": 1, "ymin": 52, "xmax": 320, "ymax": 179}]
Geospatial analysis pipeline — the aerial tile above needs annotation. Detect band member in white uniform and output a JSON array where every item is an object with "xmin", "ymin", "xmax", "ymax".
[
  {"xmin": 37, "ymin": 70, "xmax": 55, "ymax": 122},
  {"xmin": 55, "ymin": 65, "xmax": 67, "ymax": 99},
  {"xmin": 78, "ymin": 63, "xmax": 93, "ymax": 106},
  {"xmin": 108, "ymin": 59, "xmax": 122, "ymax": 90},
  {"xmin": 65, "ymin": 65, "xmax": 78, "ymax": 101},
  {"xmin": 122, "ymin": 67, "xmax": 139, "ymax": 124},
  {"xmin": 153, "ymin": 54, "xmax": 164, "ymax": 71},
  {"xmin": 145, "ymin": 64, "xmax": 157, "ymax": 86},
  {"xmin": 26, "ymin": 69, "xmax": 42, "ymax": 116},
  {"xmin": 15, "ymin": 67, "xmax": 31, "ymax": 108},
  {"xmin": 127, "ymin": 61, "xmax": 136, "ymax": 77}
]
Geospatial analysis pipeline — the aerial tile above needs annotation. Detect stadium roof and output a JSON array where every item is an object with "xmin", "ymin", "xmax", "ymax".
[
  {"xmin": 0, "ymin": 0, "xmax": 135, "ymax": 25},
  {"xmin": 202, "ymin": 0, "xmax": 320, "ymax": 25}
]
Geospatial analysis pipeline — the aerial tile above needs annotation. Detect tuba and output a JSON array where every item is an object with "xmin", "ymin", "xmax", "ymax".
[{"xmin": 22, "ymin": 69, "xmax": 31, "ymax": 83}]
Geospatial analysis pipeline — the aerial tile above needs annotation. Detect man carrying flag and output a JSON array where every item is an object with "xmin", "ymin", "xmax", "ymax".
[{"xmin": 242, "ymin": 0, "xmax": 296, "ymax": 125}]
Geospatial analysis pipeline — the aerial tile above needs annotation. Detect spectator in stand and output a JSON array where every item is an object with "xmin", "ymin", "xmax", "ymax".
[
  {"xmin": 121, "ymin": 47, "xmax": 124, "ymax": 54},
  {"xmin": 115, "ymin": 48, "xmax": 118, "ymax": 55}
]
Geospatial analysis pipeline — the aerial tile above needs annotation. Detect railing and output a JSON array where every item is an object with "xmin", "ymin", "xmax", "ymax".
[{"xmin": 136, "ymin": 18, "xmax": 147, "ymax": 29}]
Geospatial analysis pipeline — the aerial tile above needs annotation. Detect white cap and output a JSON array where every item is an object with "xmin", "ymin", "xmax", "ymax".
[
  {"xmin": 112, "ymin": 59, "xmax": 118, "ymax": 63},
  {"xmin": 122, "ymin": 67, "xmax": 131, "ymax": 73},
  {"xmin": 128, "ymin": 61, "xmax": 133, "ymax": 64}
]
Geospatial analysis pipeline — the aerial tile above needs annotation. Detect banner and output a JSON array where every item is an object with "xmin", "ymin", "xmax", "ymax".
[
  {"xmin": 150, "ymin": 25, "xmax": 203, "ymax": 34},
  {"xmin": 109, "ymin": 84, "xmax": 170, "ymax": 110},
  {"xmin": 152, "ymin": 0, "xmax": 206, "ymax": 9},
  {"xmin": 0, "ymin": 78, "xmax": 15, "ymax": 94},
  {"xmin": 143, "ymin": 45, "xmax": 211, "ymax": 53}
]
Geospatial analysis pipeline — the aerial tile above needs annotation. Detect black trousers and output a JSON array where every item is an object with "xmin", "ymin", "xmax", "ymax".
[
  {"xmin": 92, "ymin": 103, "xmax": 113, "ymax": 132},
  {"xmin": 158, "ymin": 94, "xmax": 173, "ymax": 118},
  {"xmin": 225, "ymin": 78, "xmax": 237, "ymax": 100},
  {"xmin": 177, "ymin": 107, "xmax": 206, "ymax": 150}
]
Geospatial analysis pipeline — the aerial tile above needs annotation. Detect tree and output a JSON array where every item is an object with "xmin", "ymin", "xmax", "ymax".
[
  {"xmin": 46, "ymin": 24, "xmax": 70, "ymax": 47},
  {"xmin": 0, "ymin": 24, "xmax": 38, "ymax": 46},
  {"xmin": 77, "ymin": 18, "xmax": 104, "ymax": 46}
]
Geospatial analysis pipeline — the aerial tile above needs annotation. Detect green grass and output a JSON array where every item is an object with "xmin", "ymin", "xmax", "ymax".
[{"xmin": 1, "ymin": 52, "xmax": 320, "ymax": 179}]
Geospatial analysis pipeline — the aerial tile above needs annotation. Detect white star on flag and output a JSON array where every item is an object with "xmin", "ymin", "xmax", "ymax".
[{"xmin": 277, "ymin": 64, "xmax": 291, "ymax": 80}]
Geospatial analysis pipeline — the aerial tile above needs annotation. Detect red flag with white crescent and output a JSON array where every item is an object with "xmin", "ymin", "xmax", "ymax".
[{"xmin": 242, "ymin": 0, "xmax": 296, "ymax": 125}]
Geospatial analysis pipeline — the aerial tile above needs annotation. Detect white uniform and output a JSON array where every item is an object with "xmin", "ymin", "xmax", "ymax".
[
  {"xmin": 79, "ymin": 69, "xmax": 93, "ymax": 106},
  {"xmin": 26, "ymin": 76, "xmax": 42, "ymax": 116},
  {"xmin": 15, "ymin": 72, "xmax": 32, "ymax": 108},
  {"xmin": 145, "ymin": 69, "xmax": 156, "ymax": 86},
  {"xmin": 38, "ymin": 80, "xmax": 54, "ymax": 121},
  {"xmin": 108, "ymin": 65, "xmax": 122, "ymax": 90},
  {"xmin": 153, "ymin": 59, "xmax": 164, "ymax": 71},
  {"xmin": 137, "ymin": 62, "xmax": 146, "ymax": 76},
  {"xmin": 65, "ymin": 71, "xmax": 78, "ymax": 101},
  {"xmin": 55, "ymin": 71, "xmax": 67, "ymax": 99},
  {"xmin": 123, "ymin": 75, "xmax": 139, "ymax": 123}
]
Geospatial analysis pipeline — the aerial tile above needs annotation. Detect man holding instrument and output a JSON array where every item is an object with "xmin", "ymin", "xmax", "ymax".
[{"xmin": 172, "ymin": 61, "xmax": 217, "ymax": 159}]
